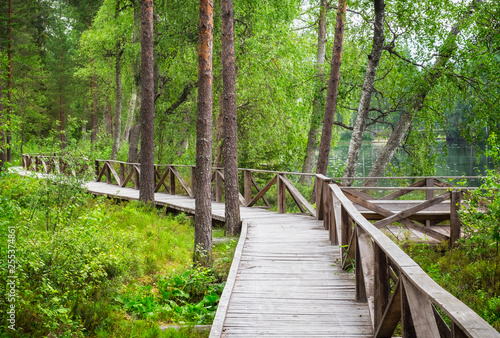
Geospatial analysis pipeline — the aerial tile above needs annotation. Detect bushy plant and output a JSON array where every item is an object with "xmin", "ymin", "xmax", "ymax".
[{"xmin": 117, "ymin": 268, "xmax": 224, "ymax": 325}]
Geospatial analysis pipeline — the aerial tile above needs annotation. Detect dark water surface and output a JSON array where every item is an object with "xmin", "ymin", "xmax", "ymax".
[{"xmin": 329, "ymin": 141, "xmax": 495, "ymax": 186}]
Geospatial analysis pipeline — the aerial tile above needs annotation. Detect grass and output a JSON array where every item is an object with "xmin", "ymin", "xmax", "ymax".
[{"xmin": 0, "ymin": 172, "xmax": 237, "ymax": 337}]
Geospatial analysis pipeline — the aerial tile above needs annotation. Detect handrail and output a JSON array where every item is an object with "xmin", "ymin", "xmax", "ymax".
[
  {"xmin": 20, "ymin": 154, "xmax": 500, "ymax": 335},
  {"xmin": 326, "ymin": 184, "xmax": 499, "ymax": 337}
]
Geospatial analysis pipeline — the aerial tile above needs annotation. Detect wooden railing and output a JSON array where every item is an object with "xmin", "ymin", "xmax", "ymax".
[
  {"xmin": 21, "ymin": 154, "xmax": 500, "ymax": 336},
  {"xmin": 22, "ymin": 153, "xmax": 91, "ymax": 177},
  {"xmin": 316, "ymin": 183, "xmax": 499, "ymax": 337},
  {"xmin": 93, "ymin": 159, "xmax": 317, "ymax": 217}
]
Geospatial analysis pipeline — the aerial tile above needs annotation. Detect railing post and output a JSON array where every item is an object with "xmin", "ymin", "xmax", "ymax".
[
  {"xmin": 374, "ymin": 244, "xmax": 389, "ymax": 329},
  {"xmin": 170, "ymin": 167, "xmax": 176, "ymax": 195},
  {"xmin": 119, "ymin": 163, "xmax": 125, "ymax": 185},
  {"xmin": 316, "ymin": 176, "xmax": 324, "ymax": 220},
  {"xmin": 355, "ymin": 232, "xmax": 366, "ymax": 302},
  {"xmin": 425, "ymin": 178, "xmax": 435, "ymax": 227},
  {"xmin": 340, "ymin": 206, "xmax": 350, "ymax": 258},
  {"xmin": 134, "ymin": 165, "xmax": 140, "ymax": 189},
  {"xmin": 105, "ymin": 162, "xmax": 112, "ymax": 184},
  {"xmin": 191, "ymin": 166, "xmax": 196, "ymax": 198},
  {"xmin": 243, "ymin": 170, "xmax": 252, "ymax": 204},
  {"xmin": 450, "ymin": 190, "xmax": 461, "ymax": 248},
  {"xmin": 329, "ymin": 190, "xmax": 338, "ymax": 245},
  {"xmin": 95, "ymin": 160, "xmax": 100, "ymax": 179},
  {"xmin": 277, "ymin": 174, "xmax": 286, "ymax": 214}
]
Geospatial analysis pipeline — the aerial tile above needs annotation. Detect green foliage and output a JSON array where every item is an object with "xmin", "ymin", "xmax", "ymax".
[
  {"xmin": 399, "ymin": 143, "xmax": 500, "ymax": 331},
  {"xmin": 117, "ymin": 268, "xmax": 224, "ymax": 325},
  {"xmin": 0, "ymin": 173, "xmax": 213, "ymax": 337}
]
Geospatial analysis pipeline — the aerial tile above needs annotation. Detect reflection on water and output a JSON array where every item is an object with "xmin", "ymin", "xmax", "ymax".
[{"xmin": 330, "ymin": 141, "xmax": 495, "ymax": 185}]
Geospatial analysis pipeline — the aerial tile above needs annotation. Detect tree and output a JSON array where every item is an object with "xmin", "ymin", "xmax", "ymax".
[
  {"xmin": 315, "ymin": 0, "xmax": 347, "ymax": 177},
  {"xmin": 299, "ymin": 0, "xmax": 328, "ymax": 185},
  {"xmin": 342, "ymin": 0, "xmax": 385, "ymax": 185},
  {"xmin": 139, "ymin": 0, "xmax": 155, "ymax": 203},
  {"xmin": 363, "ymin": 2, "xmax": 476, "ymax": 187},
  {"xmin": 194, "ymin": 0, "xmax": 214, "ymax": 265},
  {"xmin": 221, "ymin": 0, "xmax": 240, "ymax": 235}
]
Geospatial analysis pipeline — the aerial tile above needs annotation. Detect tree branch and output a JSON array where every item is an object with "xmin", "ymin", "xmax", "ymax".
[{"xmin": 162, "ymin": 82, "xmax": 197, "ymax": 116}]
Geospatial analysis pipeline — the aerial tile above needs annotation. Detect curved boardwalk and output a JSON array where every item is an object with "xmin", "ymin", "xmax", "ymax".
[{"xmin": 81, "ymin": 180, "xmax": 372, "ymax": 336}]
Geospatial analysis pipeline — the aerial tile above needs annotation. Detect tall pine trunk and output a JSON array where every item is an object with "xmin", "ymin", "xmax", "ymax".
[
  {"xmin": 299, "ymin": 0, "xmax": 327, "ymax": 186},
  {"xmin": 0, "ymin": 36, "xmax": 6, "ymax": 166},
  {"xmin": 6, "ymin": 0, "xmax": 12, "ymax": 160},
  {"xmin": 194, "ymin": 0, "xmax": 214, "ymax": 265},
  {"xmin": 89, "ymin": 3, "xmax": 97, "ymax": 145},
  {"xmin": 315, "ymin": 0, "xmax": 347, "ymax": 176},
  {"xmin": 221, "ymin": 0, "xmax": 240, "ymax": 235},
  {"xmin": 342, "ymin": 0, "xmax": 385, "ymax": 185},
  {"xmin": 90, "ymin": 62, "xmax": 97, "ymax": 144},
  {"xmin": 139, "ymin": 0, "xmax": 155, "ymax": 203},
  {"xmin": 128, "ymin": 3, "xmax": 142, "ymax": 164},
  {"xmin": 111, "ymin": 49, "xmax": 123, "ymax": 160}
]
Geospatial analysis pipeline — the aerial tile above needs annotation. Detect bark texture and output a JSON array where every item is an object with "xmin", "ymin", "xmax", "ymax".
[
  {"xmin": 0, "ymin": 37, "xmax": 6, "ymax": 166},
  {"xmin": 127, "ymin": 3, "xmax": 142, "ymax": 164},
  {"xmin": 299, "ymin": 0, "xmax": 328, "ymax": 185},
  {"xmin": 363, "ymin": 17, "xmax": 466, "ymax": 187},
  {"xmin": 139, "ymin": 0, "xmax": 155, "ymax": 203},
  {"xmin": 122, "ymin": 88, "xmax": 137, "ymax": 147},
  {"xmin": 195, "ymin": 0, "xmax": 214, "ymax": 265},
  {"xmin": 342, "ymin": 0, "xmax": 385, "ymax": 185},
  {"xmin": 213, "ymin": 99, "xmax": 224, "ymax": 168},
  {"xmin": 111, "ymin": 49, "xmax": 123, "ymax": 160},
  {"xmin": 90, "ymin": 65, "xmax": 97, "ymax": 144},
  {"xmin": 6, "ymin": 0, "xmax": 12, "ymax": 161},
  {"xmin": 315, "ymin": 0, "xmax": 347, "ymax": 176},
  {"xmin": 221, "ymin": 0, "xmax": 241, "ymax": 235}
]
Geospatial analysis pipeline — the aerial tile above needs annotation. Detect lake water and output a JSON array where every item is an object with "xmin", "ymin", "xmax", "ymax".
[{"xmin": 330, "ymin": 141, "xmax": 495, "ymax": 185}]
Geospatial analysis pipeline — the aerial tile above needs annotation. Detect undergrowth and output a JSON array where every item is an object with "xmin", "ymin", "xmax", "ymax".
[
  {"xmin": 399, "ymin": 159, "xmax": 500, "ymax": 331},
  {"xmin": 0, "ymin": 172, "xmax": 236, "ymax": 337}
]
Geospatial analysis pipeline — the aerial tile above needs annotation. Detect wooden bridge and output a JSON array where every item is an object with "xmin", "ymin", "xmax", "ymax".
[{"xmin": 20, "ymin": 154, "xmax": 500, "ymax": 337}]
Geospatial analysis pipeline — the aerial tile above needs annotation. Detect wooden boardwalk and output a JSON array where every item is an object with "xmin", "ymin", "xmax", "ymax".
[
  {"xmin": 15, "ymin": 164, "xmax": 500, "ymax": 337},
  {"xmin": 83, "ymin": 180, "xmax": 373, "ymax": 336}
]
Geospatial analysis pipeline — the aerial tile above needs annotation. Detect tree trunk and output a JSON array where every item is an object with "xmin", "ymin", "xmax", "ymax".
[
  {"xmin": 194, "ymin": 0, "xmax": 214, "ymax": 265},
  {"xmin": 363, "ymin": 15, "xmax": 468, "ymax": 187},
  {"xmin": 90, "ymin": 63, "xmax": 97, "ymax": 143},
  {"xmin": 221, "ymin": 0, "xmax": 241, "ymax": 235},
  {"xmin": 59, "ymin": 49, "xmax": 65, "ymax": 149},
  {"xmin": 139, "ymin": 0, "xmax": 155, "ymax": 203},
  {"xmin": 299, "ymin": 0, "xmax": 328, "ymax": 186},
  {"xmin": 122, "ymin": 87, "xmax": 137, "ymax": 147},
  {"xmin": 111, "ymin": 49, "xmax": 123, "ymax": 160},
  {"xmin": 0, "ymin": 36, "xmax": 6, "ymax": 167},
  {"xmin": 213, "ymin": 98, "xmax": 224, "ymax": 168},
  {"xmin": 315, "ymin": 0, "xmax": 347, "ymax": 176},
  {"xmin": 6, "ymin": 0, "xmax": 12, "ymax": 160},
  {"xmin": 128, "ymin": 121, "xmax": 140, "ymax": 163},
  {"xmin": 128, "ymin": 1, "xmax": 142, "ymax": 164},
  {"xmin": 89, "ymin": 3, "xmax": 97, "ymax": 145},
  {"xmin": 342, "ymin": 0, "xmax": 385, "ymax": 186}
]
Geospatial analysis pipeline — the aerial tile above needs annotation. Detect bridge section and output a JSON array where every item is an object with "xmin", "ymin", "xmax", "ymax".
[
  {"xmin": 18, "ymin": 155, "xmax": 500, "ymax": 337},
  {"xmin": 83, "ymin": 180, "xmax": 372, "ymax": 336}
]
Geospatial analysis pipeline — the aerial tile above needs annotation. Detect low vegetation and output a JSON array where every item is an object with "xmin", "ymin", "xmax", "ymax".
[
  {"xmin": 0, "ymin": 172, "xmax": 236, "ymax": 337},
  {"xmin": 399, "ymin": 166, "xmax": 500, "ymax": 331}
]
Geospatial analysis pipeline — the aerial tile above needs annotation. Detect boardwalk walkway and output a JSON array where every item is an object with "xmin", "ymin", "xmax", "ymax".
[
  {"xmin": 81, "ymin": 180, "xmax": 373, "ymax": 337},
  {"xmin": 14, "ymin": 164, "xmax": 500, "ymax": 337}
]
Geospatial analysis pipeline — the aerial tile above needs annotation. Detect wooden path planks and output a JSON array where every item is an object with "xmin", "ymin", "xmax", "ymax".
[
  {"xmin": 85, "ymin": 180, "xmax": 373, "ymax": 336},
  {"xmin": 15, "ymin": 169, "xmax": 373, "ymax": 337}
]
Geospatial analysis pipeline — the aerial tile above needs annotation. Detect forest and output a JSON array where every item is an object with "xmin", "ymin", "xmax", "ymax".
[
  {"xmin": 0, "ymin": 0, "xmax": 498, "ymax": 176},
  {"xmin": 1, "ymin": 0, "xmax": 500, "ymax": 336}
]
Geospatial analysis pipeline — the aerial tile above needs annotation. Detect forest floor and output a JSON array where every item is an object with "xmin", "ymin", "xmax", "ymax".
[{"xmin": 0, "ymin": 172, "xmax": 236, "ymax": 337}]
